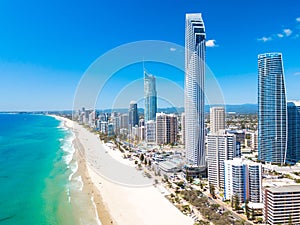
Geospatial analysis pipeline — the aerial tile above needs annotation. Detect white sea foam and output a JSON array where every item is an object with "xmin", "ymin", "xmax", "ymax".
[
  {"xmin": 66, "ymin": 187, "xmax": 71, "ymax": 203},
  {"xmin": 69, "ymin": 161, "xmax": 78, "ymax": 181},
  {"xmin": 61, "ymin": 133, "xmax": 76, "ymax": 165},
  {"xmin": 91, "ymin": 196, "xmax": 102, "ymax": 225},
  {"xmin": 72, "ymin": 175, "xmax": 84, "ymax": 191}
]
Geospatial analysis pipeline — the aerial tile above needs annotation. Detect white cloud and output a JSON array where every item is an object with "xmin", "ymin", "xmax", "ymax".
[
  {"xmin": 277, "ymin": 33, "xmax": 284, "ymax": 38},
  {"xmin": 283, "ymin": 28, "xmax": 292, "ymax": 36},
  {"xmin": 206, "ymin": 39, "xmax": 218, "ymax": 47},
  {"xmin": 169, "ymin": 47, "xmax": 176, "ymax": 52},
  {"xmin": 294, "ymin": 72, "xmax": 300, "ymax": 76},
  {"xmin": 257, "ymin": 36, "xmax": 272, "ymax": 42},
  {"xmin": 296, "ymin": 17, "xmax": 300, "ymax": 22}
]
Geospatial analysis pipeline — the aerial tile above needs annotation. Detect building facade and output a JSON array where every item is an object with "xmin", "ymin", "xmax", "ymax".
[
  {"xmin": 258, "ymin": 53, "xmax": 287, "ymax": 165},
  {"xmin": 207, "ymin": 130, "xmax": 236, "ymax": 189},
  {"xmin": 263, "ymin": 185, "xmax": 300, "ymax": 225},
  {"xmin": 185, "ymin": 13, "xmax": 206, "ymax": 166},
  {"xmin": 181, "ymin": 113, "xmax": 185, "ymax": 145},
  {"xmin": 286, "ymin": 101, "xmax": 300, "ymax": 164},
  {"xmin": 210, "ymin": 106, "xmax": 225, "ymax": 134},
  {"xmin": 145, "ymin": 120, "xmax": 156, "ymax": 143},
  {"xmin": 224, "ymin": 158, "xmax": 262, "ymax": 204},
  {"xmin": 156, "ymin": 113, "xmax": 178, "ymax": 145},
  {"xmin": 144, "ymin": 71, "xmax": 157, "ymax": 122},
  {"xmin": 129, "ymin": 101, "xmax": 139, "ymax": 128}
]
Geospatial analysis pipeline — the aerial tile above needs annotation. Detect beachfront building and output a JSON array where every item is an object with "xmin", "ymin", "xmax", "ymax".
[
  {"xmin": 207, "ymin": 130, "xmax": 236, "ymax": 189},
  {"xmin": 145, "ymin": 120, "xmax": 156, "ymax": 143},
  {"xmin": 224, "ymin": 158, "xmax": 262, "ymax": 203},
  {"xmin": 139, "ymin": 126, "xmax": 145, "ymax": 141},
  {"xmin": 144, "ymin": 71, "xmax": 157, "ymax": 122},
  {"xmin": 185, "ymin": 13, "xmax": 206, "ymax": 167},
  {"xmin": 210, "ymin": 106, "xmax": 225, "ymax": 134},
  {"xmin": 263, "ymin": 185, "xmax": 300, "ymax": 225},
  {"xmin": 286, "ymin": 101, "xmax": 300, "ymax": 164},
  {"xmin": 156, "ymin": 113, "xmax": 178, "ymax": 145},
  {"xmin": 258, "ymin": 53, "xmax": 287, "ymax": 165}
]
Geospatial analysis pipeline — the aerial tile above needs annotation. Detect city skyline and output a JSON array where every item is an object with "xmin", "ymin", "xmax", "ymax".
[{"xmin": 0, "ymin": 0, "xmax": 299, "ymax": 111}]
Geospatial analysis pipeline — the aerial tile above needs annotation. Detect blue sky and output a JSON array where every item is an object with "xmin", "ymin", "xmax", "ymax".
[{"xmin": 0, "ymin": 0, "xmax": 299, "ymax": 111}]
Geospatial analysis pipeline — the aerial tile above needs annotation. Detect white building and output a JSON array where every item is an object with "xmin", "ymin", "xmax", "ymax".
[
  {"xmin": 185, "ymin": 13, "xmax": 206, "ymax": 166},
  {"xmin": 224, "ymin": 158, "xmax": 262, "ymax": 204},
  {"xmin": 145, "ymin": 120, "xmax": 156, "ymax": 143},
  {"xmin": 210, "ymin": 106, "xmax": 225, "ymax": 134},
  {"xmin": 207, "ymin": 130, "xmax": 236, "ymax": 189}
]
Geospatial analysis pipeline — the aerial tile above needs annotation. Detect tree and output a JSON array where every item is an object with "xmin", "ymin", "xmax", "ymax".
[
  {"xmin": 209, "ymin": 183, "xmax": 216, "ymax": 198},
  {"xmin": 233, "ymin": 194, "xmax": 240, "ymax": 211},
  {"xmin": 140, "ymin": 153, "xmax": 144, "ymax": 162},
  {"xmin": 245, "ymin": 199, "xmax": 250, "ymax": 219},
  {"xmin": 288, "ymin": 214, "xmax": 293, "ymax": 225}
]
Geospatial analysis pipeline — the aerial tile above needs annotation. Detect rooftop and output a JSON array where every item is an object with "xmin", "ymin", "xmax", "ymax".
[{"xmin": 266, "ymin": 184, "xmax": 300, "ymax": 193}]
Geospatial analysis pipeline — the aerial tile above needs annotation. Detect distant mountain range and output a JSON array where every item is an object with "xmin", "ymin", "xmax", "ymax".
[
  {"xmin": 1, "ymin": 104, "xmax": 258, "ymax": 115},
  {"xmin": 95, "ymin": 104, "xmax": 258, "ymax": 115}
]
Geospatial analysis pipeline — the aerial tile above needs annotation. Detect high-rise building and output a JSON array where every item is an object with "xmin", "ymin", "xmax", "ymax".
[
  {"xmin": 129, "ymin": 101, "xmax": 139, "ymax": 128},
  {"xmin": 210, "ymin": 106, "xmax": 225, "ymax": 134},
  {"xmin": 120, "ymin": 114, "xmax": 129, "ymax": 129},
  {"xmin": 145, "ymin": 120, "xmax": 156, "ymax": 143},
  {"xmin": 286, "ymin": 101, "xmax": 300, "ymax": 164},
  {"xmin": 185, "ymin": 13, "xmax": 206, "ymax": 166},
  {"xmin": 156, "ymin": 113, "xmax": 178, "ymax": 145},
  {"xmin": 224, "ymin": 158, "xmax": 262, "ymax": 204},
  {"xmin": 258, "ymin": 53, "xmax": 287, "ymax": 165},
  {"xmin": 263, "ymin": 185, "xmax": 300, "ymax": 225},
  {"xmin": 207, "ymin": 130, "xmax": 236, "ymax": 189},
  {"xmin": 144, "ymin": 71, "xmax": 157, "ymax": 122}
]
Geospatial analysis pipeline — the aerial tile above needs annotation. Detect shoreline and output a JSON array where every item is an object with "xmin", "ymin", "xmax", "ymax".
[
  {"xmin": 51, "ymin": 115, "xmax": 193, "ymax": 225},
  {"xmin": 50, "ymin": 115, "xmax": 115, "ymax": 225}
]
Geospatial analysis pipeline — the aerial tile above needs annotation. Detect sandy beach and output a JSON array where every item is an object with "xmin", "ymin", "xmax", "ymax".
[{"xmin": 53, "ymin": 115, "xmax": 193, "ymax": 225}]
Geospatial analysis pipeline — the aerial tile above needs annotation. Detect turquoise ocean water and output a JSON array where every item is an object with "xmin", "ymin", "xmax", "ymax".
[{"xmin": 0, "ymin": 114, "xmax": 100, "ymax": 225}]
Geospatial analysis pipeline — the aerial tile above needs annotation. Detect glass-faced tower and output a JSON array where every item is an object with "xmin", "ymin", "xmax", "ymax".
[
  {"xmin": 258, "ymin": 53, "xmax": 287, "ymax": 165},
  {"xmin": 144, "ymin": 71, "xmax": 157, "ymax": 122},
  {"xmin": 185, "ymin": 13, "xmax": 206, "ymax": 166}
]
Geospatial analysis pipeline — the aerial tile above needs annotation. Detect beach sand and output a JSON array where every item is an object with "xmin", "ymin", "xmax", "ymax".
[{"xmin": 53, "ymin": 115, "xmax": 193, "ymax": 225}]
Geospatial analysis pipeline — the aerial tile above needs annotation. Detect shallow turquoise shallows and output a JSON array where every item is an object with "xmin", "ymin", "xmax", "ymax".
[{"xmin": 0, "ymin": 114, "xmax": 100, "ymax": 225}]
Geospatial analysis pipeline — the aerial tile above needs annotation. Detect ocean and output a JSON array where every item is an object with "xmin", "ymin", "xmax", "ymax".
[{"xmin": 0, "ymin": 114, "xmax": 100, "ymax": 225}]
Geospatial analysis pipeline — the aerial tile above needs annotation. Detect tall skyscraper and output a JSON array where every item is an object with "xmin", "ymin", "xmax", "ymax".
[
  {"xmin": 210, "ymin": 106, "xmax": 225, "ymax": 134},
  {"xmin": 144, "ymin": 71, "xmax": 157, "ymax": 122},
  {"xmin": 286, "ymin": 101, "xmax": 300, "ymax": 164},
  {"xmin": 258, "ymin": 53, "xmax": 287, "ymax": 165},
  {"xmin": 185, "ymin": 13, "xmax": 206, "ymax": 166},
  {"xmin": 207, "ymin": 130, "xmax": 236, "ymax": 189},
  {"xmin": 129, "ymin": 101, "xmax": 139, "ymax": 128}
]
